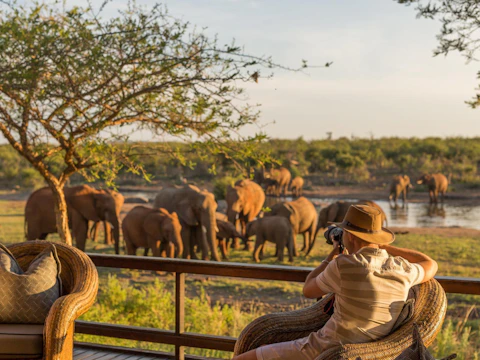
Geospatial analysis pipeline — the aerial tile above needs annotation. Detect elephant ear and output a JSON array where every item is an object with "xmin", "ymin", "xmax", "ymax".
[
  {"xmin": 318, "ymin": 208, "xmax": 328, "ymax": 228},
  {"xmin": 176, "ymin": 199, "xmax": 198, "ymax": 226},
  {"xmin": 144, "ymin": 212, "xmax": 170, "ymax": 240},
  {"xmin": 216, "ymin": 220, "xmax": 228, "ymax": 237},
  {"xmin": 245, "ymin": 221, "xmax": 256, "ymax": 238},
  {"xmin": 285, "ymin": 203, "xmax": 300, "ymax": 233},
  {"xmin": 241, "ymin": 190, "xmax": 252, "ymax": 215}
]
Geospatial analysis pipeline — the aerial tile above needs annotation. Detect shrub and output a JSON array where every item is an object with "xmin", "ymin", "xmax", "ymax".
[
  {"xmin": 20, "ymin": 168, "xmax": 45, "ymax": 189},
  {"xmin": 431, "ymin": 318, "xmax": 479, "ymax": 360},
  {"xmin": 212, "ymin": 175, "xmax": 243, "ymax": 200}
]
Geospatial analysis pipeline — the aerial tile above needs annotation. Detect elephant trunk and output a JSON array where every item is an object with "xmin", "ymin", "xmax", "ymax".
[
  {"xmin": 203, "ymin": 211, "xmax": 221, "ymax": 261},
  {"xmin": 234, "ymin": 230, "xmax": 247, "ymax": 245},
  {"xmin": 306, "ymin": 232, "xmax": 316, "ymax": 256},
  {"xmin": 227, "ymin": 208, "xmax": 239, "ymax": 226},
  {"xmin": 171, "ymin": 230, "xmax": 184, "ymax": 259},
  {"xmin": 106, "ymin": 211, "xmax": 120, "ymax": 254}
]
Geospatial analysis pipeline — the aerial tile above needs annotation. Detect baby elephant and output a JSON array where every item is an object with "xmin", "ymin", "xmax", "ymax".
[
  {"xmin": 216, "ymin": 219, "xmax": 245, "ymax": 260},
  {"xmin": 246, "ymin": 216, "xmax": 294, "ymax": 263},
  {"xmin": 290, "ymin": 176, "xmax": 304, "ymax": 197},
  {"xmin": 122, "ymin": 206, "xmax": 183, "ymax": 257}
]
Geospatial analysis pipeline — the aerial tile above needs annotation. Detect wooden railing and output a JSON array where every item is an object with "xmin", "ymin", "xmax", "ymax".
[{"xmin": 75, "ymin": 254, "xmax": 480, "ymax": 360}]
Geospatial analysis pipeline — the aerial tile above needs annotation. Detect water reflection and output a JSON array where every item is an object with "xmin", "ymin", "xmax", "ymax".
[
  {"xmin": 426, "ymin": 204, "xmax": 446, "ymax": 218},
  {"xmin": 263, "ymin": 197, "xmax": 480, "ymax": 230},
  {"xmin": 389, "ymin": 205, "xmax": 408, "ymax": 223}
]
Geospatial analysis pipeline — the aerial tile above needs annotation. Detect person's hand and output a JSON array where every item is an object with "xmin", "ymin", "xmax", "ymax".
[
  {"xmin": 326, "ymin": 239, "xmax": 344, "ymax": 260},
  {"xmin": 332, "ymin": 239, "xmax": 342, "ymax": 254}
]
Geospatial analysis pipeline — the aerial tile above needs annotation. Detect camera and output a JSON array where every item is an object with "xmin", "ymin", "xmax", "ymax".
[{"xmin": 324, "ymin": 225, "xmax": 345, "ymax": 253}]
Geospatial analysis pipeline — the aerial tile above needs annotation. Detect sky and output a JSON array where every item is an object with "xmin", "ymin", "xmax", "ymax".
[
  {"xmin": 126, "ymin": 0, "xmax": 480, "ymax": 140},
  {"xmin": 16, "ymin": 0, "xmax": 480, "ymax": 140}
]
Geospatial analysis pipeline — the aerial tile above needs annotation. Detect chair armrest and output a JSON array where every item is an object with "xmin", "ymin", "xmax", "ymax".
[
  {"xmin": 43, "ymin": 249, "xmax": 99, "ymax": 360},
  {"xmin": 234, "ymin": 294, "xmax": 334, "ymax": 356}
]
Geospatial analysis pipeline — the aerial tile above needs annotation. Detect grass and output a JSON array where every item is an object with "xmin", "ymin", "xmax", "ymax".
[{"xmin": 0, "ymin": 199, "xmax": 479, "ymax": 358}]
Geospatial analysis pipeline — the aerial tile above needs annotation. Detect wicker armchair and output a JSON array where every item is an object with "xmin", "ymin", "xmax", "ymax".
[
  {"xmin": 7, "ymin": 241, "xmax": 99, "ymax": 360},
  {"xmin": 234, "ymin": 279, "xmax": 447, "ymax": 360}
]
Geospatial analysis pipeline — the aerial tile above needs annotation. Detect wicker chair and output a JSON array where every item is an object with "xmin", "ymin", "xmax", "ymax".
[
  {"xmin": 234, "ymin": 279, "xmax": 447, "ymax": 360},
  {"xmin": 6, "ymin": 241, "xmax": 99, "ymax": 360}
]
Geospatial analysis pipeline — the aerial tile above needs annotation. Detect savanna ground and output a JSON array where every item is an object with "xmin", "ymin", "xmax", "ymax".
[{"xmin": 1, "ymin": 189, "xmax": 479, "ymax": 359}]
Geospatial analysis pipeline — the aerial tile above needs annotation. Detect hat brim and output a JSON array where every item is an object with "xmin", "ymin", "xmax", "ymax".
[{"xmin": 328, "ymin": 221, "xmax": 395, "ymax": 245}]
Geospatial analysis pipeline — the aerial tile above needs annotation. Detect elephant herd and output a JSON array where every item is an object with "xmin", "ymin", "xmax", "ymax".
[
  {"xmin": 389, "ymin": 173, "xmax": 449, "ymax": 206},
  {"xmin": 22, "ymin": 170, "xmax": 447, "ymax": 263}
]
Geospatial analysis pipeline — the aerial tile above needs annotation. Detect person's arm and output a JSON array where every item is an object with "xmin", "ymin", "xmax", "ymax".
[
  {"xmin": 303, "ymin": 241, "xmax": 341, "ymax": 298},
  {"xmin": 380, "ymin": 244, "xmax": 438, "ymax": 283}
]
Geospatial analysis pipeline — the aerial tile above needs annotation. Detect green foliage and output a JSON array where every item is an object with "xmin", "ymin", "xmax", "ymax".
[
  {"xmin": 19, "ymin": 168, "xmax": 44, "ymax": 189},
  {"xmin": 212, "ymin": 175, "xmax": 243, "ymax": 200},
  {"xmin": 0, "ymin": 135, "xmax": 479, "ymax": 188},
  {"xmin": 0, "ymin": 1, "xmax": 290, "ymax": 188},
  {"xmin": 0, "ymin": 146, "xmax": 44, "ymax": 188},
  {"xmin": 432, "ymin": 319, "xmax": 479, "ymax": 360},
  {"xmin": 77, "ymin": 274, "xmax": 261, "ymax": 358},
  {"xmin": 289, "ymin": 165, "xmax": 302, "ymax": 178}
]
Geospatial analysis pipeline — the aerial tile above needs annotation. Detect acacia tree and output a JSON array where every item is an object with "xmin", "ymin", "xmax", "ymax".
[
  {"xmin": 0, "ymin": 2, "xmax": 312, "ymax": 245},
  {"xmin": 398, "ymin": 0, "xmax": 480, "ymax": 106}
]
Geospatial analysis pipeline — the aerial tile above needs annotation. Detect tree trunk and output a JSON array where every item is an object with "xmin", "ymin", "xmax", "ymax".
[{"xmin": 50, "ymin": 183, "xmax": 73, "ymax": 246}]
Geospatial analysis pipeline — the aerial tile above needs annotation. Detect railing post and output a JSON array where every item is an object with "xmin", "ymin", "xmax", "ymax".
[{"xmin": 175, "ymin": 272, "xmax": 185, "ymax": 360}]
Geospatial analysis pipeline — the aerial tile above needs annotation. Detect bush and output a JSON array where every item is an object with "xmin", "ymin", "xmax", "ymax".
[
  {"xmin": 212, "ymin": 175, "xmax": 243, "ymax": 200},
  {"xmin": 289, "ymin": 166, "xmax": 301, "ymax": 179},
  {"xmin": 20, "ymin": 168, "xmax": 44, "ymax": 189},
  {"xmin": 431, "ymin": 318, "xmax": 479, "ymax": 360}
]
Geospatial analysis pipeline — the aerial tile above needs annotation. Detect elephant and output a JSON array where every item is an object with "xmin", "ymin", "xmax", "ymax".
[
  {"xmin": 266, "ymin": 196, "xmax": 317, "ymax": 256},
  {"xmin": 246, "ymin": 216, "xmax": 294, "ymax": 263},
  {"xmin": 254, "ymin": 167, "xmax": 291, "ymax": 197},
  {"xmin": 290, "ymin": 176, "xmax": 304, "ymax": 197},
  {"xmin": 416, "ymin": 173, "xmax": 449, "ymax": 204},
  {"xmin": 25, "ymin": 185, "xmax": 121, "ymax": 253},
  {"xmin": 216, "ymin": 213, "xmax": 245, "ymax": 260},
  {"xmin": 122, "ymin": 206, "xmax": 183, "ymax": 257},
  {"xmin": 315, "ymin": 200, "xmax": 388, "ymax": 243},
  {"xmin": 265, "ymin": 167, "xmax": 292, "ymax": 197},
  {"xmin": 263, "ymin": 178, "xmax": 279, "ymax": 196},
  {"xmin": 389, "ymin": 175, "xmax": 413, "ymax": 207},
  {"xmin": 253, "ymin": 167, "xmax": 266, "ymax": 185},
  {"xmin": 226, "ymin": 179, "xmax": 265, "ymax": 248},
  {"xmin": 124, "ymin": 196, "xmax": 149, "ymax": 204},
  {"xmin": 153, "ymin": 184, "xmax": 220, "ymax": 261},
  {"xmin": 89, "ymin": 189, "xmax": 124, "ymax": 245}
]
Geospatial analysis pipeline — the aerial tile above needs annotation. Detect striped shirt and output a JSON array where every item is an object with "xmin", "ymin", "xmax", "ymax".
[{"xmin": 311, "ymin": 247, "xmax": 425, "ymax": 351}]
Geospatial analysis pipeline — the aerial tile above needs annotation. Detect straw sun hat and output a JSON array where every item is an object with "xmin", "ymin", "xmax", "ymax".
[{"xmin": 330, "ymin": 204, "xmax": 395, "ymax": 245}]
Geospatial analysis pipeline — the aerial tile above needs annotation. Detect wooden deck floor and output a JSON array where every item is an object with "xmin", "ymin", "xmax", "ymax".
[{"xmin": 73, "ymin": 346, "xmax": 169, "ymax": 360}]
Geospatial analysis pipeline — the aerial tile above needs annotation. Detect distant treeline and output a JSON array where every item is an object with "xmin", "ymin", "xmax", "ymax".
[{"xmin": 1, "ymin": 137, "xmax": 479, "ymax": 189}]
